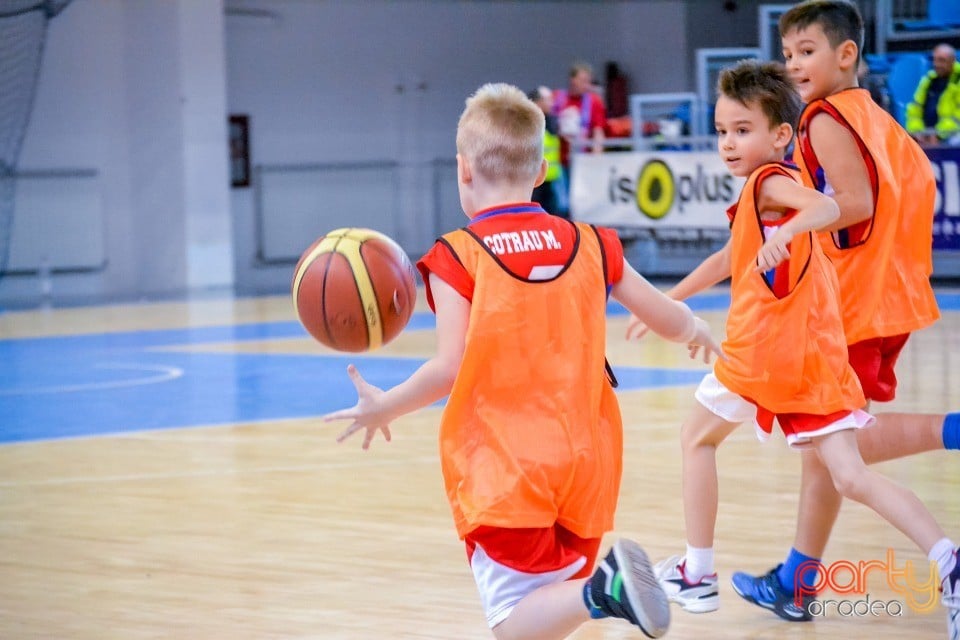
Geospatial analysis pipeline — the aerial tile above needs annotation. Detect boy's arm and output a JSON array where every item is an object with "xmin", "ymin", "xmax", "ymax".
[
  {"xmin": 612, "ymin": 261, "xmax": 723, "ymax": 361},
  {"xmin": 664, "ymin": 240, "xmax": 732, "ymax": 302},
  {"xmin": 755, "ymin": 174, "xmax": 840, "ymax": 271},
  {"xmin": 625, "ymin": 240, "xmax": 731, "ymax": 340},
  {"xmin": 324, "ymin": 273, "xmax": 469, "ymax": 449},
  {"xmin": 806, "ymin": 112, "xmax": 874, "ymax": 232}
]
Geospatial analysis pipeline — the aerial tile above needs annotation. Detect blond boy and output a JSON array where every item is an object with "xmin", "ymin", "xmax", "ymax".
[{"xmin": 324, "ymin": 83, "xmax": 724, "ymax": 639}]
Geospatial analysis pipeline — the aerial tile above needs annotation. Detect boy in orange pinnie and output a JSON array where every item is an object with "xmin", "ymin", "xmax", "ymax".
[
  {"xmin": 324, "ymin": 83, "xmax": 724, "ymax": 640},
  {"xmin": 629, "ymin": 59, "xmax": 960, "ymax": 637},
  {"xmin": 729, "ymin": 5, "xmax": 958, "ymax": 635}
]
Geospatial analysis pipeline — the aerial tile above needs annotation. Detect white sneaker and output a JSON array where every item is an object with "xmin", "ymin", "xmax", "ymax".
[
  {"xmin": 654, "ymin": 555, "xmax": 719, "ymax": 613},
  {"xmin": 943, "ymin": 550, "xmax": 960, "ymax": 640}
]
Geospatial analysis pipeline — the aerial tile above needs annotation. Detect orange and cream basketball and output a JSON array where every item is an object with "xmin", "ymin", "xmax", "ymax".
[{"xmin": 291, "ymin": 227, "xmax": 417, "ymax": 352}]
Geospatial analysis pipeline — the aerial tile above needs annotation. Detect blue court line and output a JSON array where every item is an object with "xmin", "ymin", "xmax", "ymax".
[
  {"xmin": 0, "ymin": 318, "xmax": 706, "ymax": 446},
  {"xmin": 1, "ymin": 290, "xmax": 956, "ymax": 445}
]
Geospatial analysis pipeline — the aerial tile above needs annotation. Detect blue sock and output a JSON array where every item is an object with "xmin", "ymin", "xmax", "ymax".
[
  {"xmin": 582, "ymin": 582, "xmax": 609, "ymax": 619},
  {"xmin": 777, "ymin": 548, "xmax": 821, "ymax": 592},
  {"xmin": 943, "ymin": 413, "xmax": 960, "ymax": 450}
]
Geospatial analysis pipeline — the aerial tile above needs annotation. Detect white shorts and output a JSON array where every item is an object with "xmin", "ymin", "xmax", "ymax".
[
  {"xmin": 694, "ymin": 373, "xmax": 874, "ymax": 448},
  {"xmin": 470, "ymin": 542, "xmax": 586, "ymax": 627}
]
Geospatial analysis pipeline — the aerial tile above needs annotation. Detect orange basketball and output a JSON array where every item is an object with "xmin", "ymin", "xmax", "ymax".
[{"xmin": 291, "ymin": 228, "xmax": 417, "ymax": 352}]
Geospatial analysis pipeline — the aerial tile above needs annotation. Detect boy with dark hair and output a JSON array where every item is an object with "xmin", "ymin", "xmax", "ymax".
[
  {"xmin": 636, "ymin": 57, "xmax": 960, "ymax": 639},
  {"xmin": 724, "ymin": 3, "xmax": 959, "ymax": 636}
]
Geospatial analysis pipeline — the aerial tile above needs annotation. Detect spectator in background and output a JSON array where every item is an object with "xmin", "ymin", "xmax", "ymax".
[
  {"xmin": 604, "ymin": 61, "xmax": 629, "ymax": 119},
  {"xmin": 554, "ymin": 61, "xmax": 607, "ymax": 162},
  {"xmin": 553, "ymin": 61, "xmax": 607, "ymax": 218},
  {"xmin": 906, "ymin": 43, "xmax": 960, "ymax": 145},
  {"xmin": 527, "ymin": 86, "xmax": 566, "ymax": 218},
  {"xmin": 604, "ymin": 62, "xmax": 634, "ymax": 143}
]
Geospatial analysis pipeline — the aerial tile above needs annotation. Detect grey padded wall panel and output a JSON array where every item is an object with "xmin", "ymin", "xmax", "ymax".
[
  {"xmin": 8, "ymin": 172, "xmax": 104, "ymax": 271},
  {"xmin": 255, "ymin": 163, "xmax": 398, "ymax": 263}
]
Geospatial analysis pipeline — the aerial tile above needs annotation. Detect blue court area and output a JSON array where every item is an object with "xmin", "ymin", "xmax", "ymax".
[{"xmin": 2, "ymin": 291, "xmax": 958, "ymax": 445}]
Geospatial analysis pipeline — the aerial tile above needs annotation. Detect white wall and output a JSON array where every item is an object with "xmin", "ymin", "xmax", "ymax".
[
  {"xmin": 4, "ymin": 0, "xmax": 232, "ymax": 306},
  {"xmin": 5, "ymin": 0, "xmax": 738, "ymax": 305},
  {"xmin": 180, "ymin": 0, "xmax": 234, "ymax": 290},
  {"xmin": 227, "ymin": 0, "xmax": 691, "ymax": 294}
]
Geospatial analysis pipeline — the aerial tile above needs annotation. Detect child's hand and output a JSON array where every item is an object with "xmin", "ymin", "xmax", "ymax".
[
  {"xmin": 686, "ymin": 317, "xmax": 725, "ymax": 364},
  {"xmin": 755, "ymin": 227, "xmax": 794, "ymax": 272},
  {"xmin": 625, "ymin": 313, "xmax": 652, "ymax": 341},
  {"xmin": 323, "ymin": 364, "xmax": 392, "ymax": 450}
]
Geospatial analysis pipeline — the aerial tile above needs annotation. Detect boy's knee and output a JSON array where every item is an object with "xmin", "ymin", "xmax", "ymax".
[
  {"xmin": 680, "ymin": 419, "xmax": 728, "ymax": 450},
  {"xmin": 829, "ymin": 467, "xmax": 867, "ymax": 502},
  {"xmin": 801, "ymin": 452, "xmax": 833, "ymax": 484}
]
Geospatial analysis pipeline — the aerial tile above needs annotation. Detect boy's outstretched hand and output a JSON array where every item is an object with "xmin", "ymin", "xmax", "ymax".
[
  {"xmin": 688, "ymin": 317, "xmax": 725, "ymax": 364},
  {"xmin": 627, "ymin": 312, "xmax": 724, "ymax": 363},
  {"xmin": 323, "ymin": 364, "xmax": 392, "ymax": 450},
  {"xmin": 625, "ymin": 313, "xmax": 651, "ymax": 341}
]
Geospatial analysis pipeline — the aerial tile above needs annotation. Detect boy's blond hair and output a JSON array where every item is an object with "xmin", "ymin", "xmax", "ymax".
[{"xmin": 456, "ymin": 83, "xmax": 544, "ymax": 184}]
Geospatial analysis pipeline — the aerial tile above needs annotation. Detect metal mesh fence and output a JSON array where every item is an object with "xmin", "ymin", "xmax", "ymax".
[{"xmin": 0, "ymin": 0, "xmax": 71, "ymax": 277}]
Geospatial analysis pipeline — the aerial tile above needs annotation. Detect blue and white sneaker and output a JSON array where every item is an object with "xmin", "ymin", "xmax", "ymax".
[
  {"xmin": 730, "ymin": 564, "xmax": 813, "ymax": 622},
  {"xmin": 654, "ymin": 555, "xmax": 719, "ymax": 613},
  {"xmin": 943, "ymin": 549, "xmax": 960, "ymax": 640}
]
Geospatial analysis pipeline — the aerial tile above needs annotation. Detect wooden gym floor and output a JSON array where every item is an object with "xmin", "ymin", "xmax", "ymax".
[{"xmin": 0, "ymin": 288, "xmax": 957, "ymax": 639}]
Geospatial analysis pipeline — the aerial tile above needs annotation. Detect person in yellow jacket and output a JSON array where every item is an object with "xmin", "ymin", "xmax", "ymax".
[
  {"xmin": 906, "ymin": 43, "xmax": 960, "ymax": 145},
  {"xmin": 323, "ymin": 82, "xmax": 723, "ymax": 640},
  {"xmin": 528, "ymin": 86, "xmax": 566, "ymax": 217}
]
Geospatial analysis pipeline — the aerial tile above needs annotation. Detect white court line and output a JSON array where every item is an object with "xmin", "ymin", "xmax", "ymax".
[
  {"xmin": 0, "ymin": 455, "xmax": 438, "ymax": 488},
  {"xmin": 0, "ymin": 363, "xmax": 183, "ymax": 396},
  {"xmin": 119, "ymin": 430, "xmax": 441, "ymax": 444}
]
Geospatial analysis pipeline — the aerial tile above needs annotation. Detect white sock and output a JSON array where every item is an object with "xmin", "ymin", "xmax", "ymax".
[
  {"xmin": 929, "ymin": 537, "xmax": 957, "ymax": 582},
  {"xmin": 684, "ymin": 544, "xmax": 715, "ymax": 583}
]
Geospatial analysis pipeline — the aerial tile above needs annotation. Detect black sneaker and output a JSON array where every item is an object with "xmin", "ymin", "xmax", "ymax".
[
  {"xmin": 587, "ymin": 539, "xmax": 671, "ymax": 638},
  {"xmin": 730, "ymin": 564, "xmax": 813, "ymax": 622}
]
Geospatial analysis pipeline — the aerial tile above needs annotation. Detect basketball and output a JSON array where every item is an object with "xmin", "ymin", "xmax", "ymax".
[{"xmin": 291, "ymin": 228, "xmax": 417, "ymax": 352}]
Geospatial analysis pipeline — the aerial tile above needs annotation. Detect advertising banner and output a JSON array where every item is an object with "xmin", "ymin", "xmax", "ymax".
[
  {"xmin": 570, "ymin": 151, "xmax": 745, "ymax": 230},
  {"xmin": 927, "ymin": 146, "xmax": 960, "ymax": 251},
  {"xmin": 572, "ymin": 146, "xmax": 960, "ymax": 252}
]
